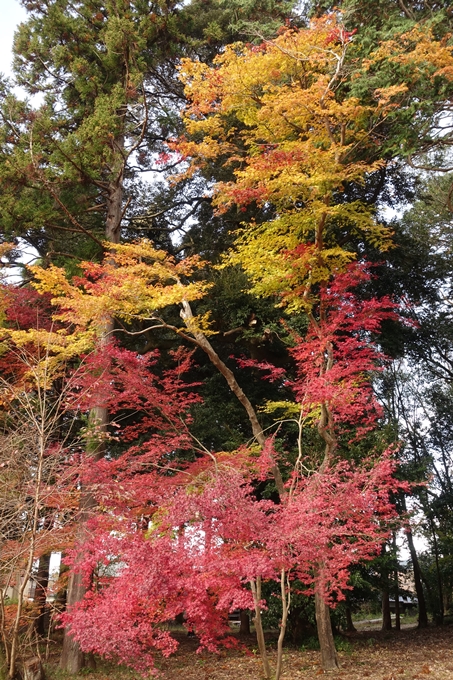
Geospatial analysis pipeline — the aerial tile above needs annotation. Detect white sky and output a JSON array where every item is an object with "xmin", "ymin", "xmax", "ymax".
[{"xmin": 0, "ymin": 0, "xmax": 26, "ymax": 78}]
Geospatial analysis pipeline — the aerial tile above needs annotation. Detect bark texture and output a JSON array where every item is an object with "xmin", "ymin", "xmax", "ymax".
[{"xmin": 315, "ymin": 592, "xmax": 339, "ymax": 671}]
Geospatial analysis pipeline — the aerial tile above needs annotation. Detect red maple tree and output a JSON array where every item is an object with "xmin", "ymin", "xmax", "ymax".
[{"xmin": 60, "ymin": 263, "xmax": 407, "ymax": 678}]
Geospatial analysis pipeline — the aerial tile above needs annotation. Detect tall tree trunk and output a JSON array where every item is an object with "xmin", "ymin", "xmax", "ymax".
[
  {"xmin": 315, "ymin": 591, "xmax": 339, "ymax": 670},
  {"xmin": 60, "ymin": 335, "xmax": 112, "ymax": 673},
  {"xmin": 381, "ymin": 587, "xmax": 392, "ymax": 631},
  {"xmin": 60, "ymin": 136, "xmax": 124, "ymax": 672},
  {"xmin": 428, "ymin": 516, "xmax": 444, "ymax": 625},
  {"xmin": 405, "ymin": 526, "xmax": 429, "ymax": 628}
]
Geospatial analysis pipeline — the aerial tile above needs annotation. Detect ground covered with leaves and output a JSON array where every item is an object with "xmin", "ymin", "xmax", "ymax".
[{"xmin": 45, "ymin": 625, "xmax": 453, "ymax": 680}]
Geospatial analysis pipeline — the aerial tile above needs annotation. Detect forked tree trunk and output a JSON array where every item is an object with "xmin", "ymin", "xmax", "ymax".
[
  {"xmin": 315, "ymin": 591, "xmax": 339, "ymax": 670},
  {"xmin": 180, "ymin": 301, "xmax": 285, "ymax": 497}
]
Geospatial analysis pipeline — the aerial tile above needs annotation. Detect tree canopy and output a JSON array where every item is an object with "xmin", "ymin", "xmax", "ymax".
[{"xmin": 1, "ymin": 1, "xmax": 453, "ymax": 678}]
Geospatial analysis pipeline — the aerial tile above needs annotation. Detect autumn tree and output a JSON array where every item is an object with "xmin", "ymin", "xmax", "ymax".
[
  {"xmin": 17, "ymin": 238, "xmax": 405, "ymax": 676},
  {"xmin": 15, "ymin": 16, "xmax": 414, "ymax": 668},
  {"xmin": 1, "ymin": 3, "xmax": 307, "ymax": 666},
  {"xmin": 171, "ymin": 16, "xmax": 400, "ymax": 665},
  {"xmin": 3, "ymin": 3, "xmax": 453, "ymax": 675},
  {"xmin": 22, "ymin": 256, "xmax": 404, "ymax": 680},
  {"xmin": 0, "ymin": 333, "xmax": 86, "ymax": 680}
]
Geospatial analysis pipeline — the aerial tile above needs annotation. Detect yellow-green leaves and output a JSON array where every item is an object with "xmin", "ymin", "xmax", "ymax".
[
  {"xmin": 176, "ymin": 16, "xmax": 398, "ymax": 310},
  {"xmin": 30, "ymin": 240, "xmax": 211, "ymax": 338}
]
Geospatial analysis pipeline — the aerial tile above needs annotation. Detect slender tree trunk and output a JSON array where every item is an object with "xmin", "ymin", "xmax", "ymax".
[
  {"xmin": 0, "ymin": 588, "xmax": 11, "ymax": 670},
  {"xmin": 380, "ymin": 542, "xmax": 392, "ymax": 631},
  {"xmin": 314, "ymin": 591, "xmax": 339, "ymax": 670},
  {"xmin": 250, "ymin": 577, "xmax": 271, "ymax": 680},
  {"xmin": 180, "ymin": 300, "xmax": 285, "ymax": 496},
  {"xmin": 393, "ymin": 533, "xmax": 400, "ymax": 631},
  {"xmin": 312, "ymin": 334, "xmax": 339, "ymax": 670},
  {"xmin": 394, "ymin": 584, "xmax": 401, "ymax": 631},
  {"xmin": 9, "ymin": 432, "xmax": 45, "ymax": 680},
  {"xmin": 275, "ymin": 569, "xmax": 290, "ymax": 680}
]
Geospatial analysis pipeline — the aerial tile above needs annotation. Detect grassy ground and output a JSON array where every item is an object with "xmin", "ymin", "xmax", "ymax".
[{"xmin": 41, "ymin": 624, "xmax": 453, "ymax": 680}]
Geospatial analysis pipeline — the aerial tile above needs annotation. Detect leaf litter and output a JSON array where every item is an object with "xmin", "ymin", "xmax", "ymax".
[{"xmin": 154, "ymin": 626, "xmax": 453, "ymax": 680}]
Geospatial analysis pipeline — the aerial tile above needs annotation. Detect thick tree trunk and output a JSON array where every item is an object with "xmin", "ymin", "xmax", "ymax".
[
  {"xmin": 239, "ymin": 610, "xmax": 250, "ymax": 635},
  {"xmin": 59, "ymin": 577, "xmax": 85, "ymax": 673},
  {"xmin": 315, "ymin": 592, "xmax": 339, "ymax": 670},
  {"xmin": 381, "ymin": 586, "xmax": 392, "ymax": 630}
]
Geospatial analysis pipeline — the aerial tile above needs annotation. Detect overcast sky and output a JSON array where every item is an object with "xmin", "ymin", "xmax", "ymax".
[{"xmin": 0, "ymin": 0, "xmax": 26, "ymax": 78}]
